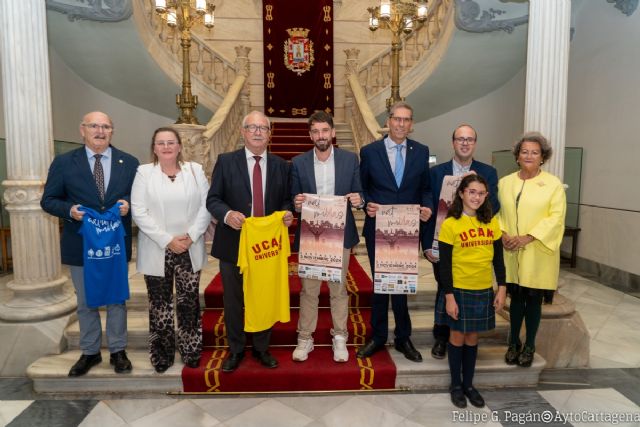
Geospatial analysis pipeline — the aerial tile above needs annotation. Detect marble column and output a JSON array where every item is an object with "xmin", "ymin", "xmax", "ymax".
[
  {"xmin": 523, "ymin": 0, "xmax": 571, "ymax": 180},
  {"xmin": 0, "ymin": 0, "xmax": 76, "ymax": 321}
]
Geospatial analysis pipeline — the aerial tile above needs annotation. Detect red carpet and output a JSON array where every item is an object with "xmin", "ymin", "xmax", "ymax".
[
  {"xmin": 182, "ymin": 255, "xmax": 398, "ymax": 392},
  {"xmin": 268, "ymin": 121, "xmax": 336, "ymax": 160}
]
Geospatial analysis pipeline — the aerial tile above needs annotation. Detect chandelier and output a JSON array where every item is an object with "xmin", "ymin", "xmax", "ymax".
[
  {"xmin": 154, "ymin": 0, "xmax": 216, "ymax": 124},
  {"xmin": 367, "ymin": 0, "xmax": 429, "ymax": 110}
]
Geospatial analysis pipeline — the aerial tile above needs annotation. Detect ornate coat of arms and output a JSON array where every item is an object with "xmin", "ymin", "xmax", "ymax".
[{"xmin": 284, "ymin": 27, "xmax": 314, "ymax": 76}]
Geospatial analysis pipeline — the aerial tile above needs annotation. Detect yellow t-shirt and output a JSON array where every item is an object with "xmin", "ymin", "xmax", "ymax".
[
  {"xmin": 237, "ymin": 211, "xmax": 291, "ymax": 332},
  {"xmin": 438, "ymin": 215, "xmax": 502, "ymax": 291}
]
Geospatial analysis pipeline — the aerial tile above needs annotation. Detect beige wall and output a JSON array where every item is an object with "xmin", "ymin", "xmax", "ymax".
[
  {"xmin": 47, "ymin": 50, "xmax": 174, "ymax": 162},
  {"xmin": 565, "ymin": 2, "xmax": 640, "ymax": 275},
  {"xmin": 411, "ymin": 69, "xmax": 525, "ymax": 166}
]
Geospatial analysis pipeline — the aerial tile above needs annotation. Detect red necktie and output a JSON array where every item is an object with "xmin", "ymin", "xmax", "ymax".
[{"xmin": 252, "ymin": 156, "xmax": 264, "ymax": 216}]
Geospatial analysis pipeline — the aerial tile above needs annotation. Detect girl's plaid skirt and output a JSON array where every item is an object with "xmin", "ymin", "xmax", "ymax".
[{"xmin": 435, "ymin": 287, "xmax": 495, "ymax": 333}]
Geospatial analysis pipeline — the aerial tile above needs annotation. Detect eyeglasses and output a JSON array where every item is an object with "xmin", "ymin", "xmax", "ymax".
[
  {"xmin": 154, "ymin": 141, "xmax": 178, "ymax": 147},
  {"xmin": 389, "ymin": 116, "xmax": 412, "ymax": 124},
  {"xmin": 243, "ymin": 124, "xmax": 271, "ymax": 133},
  {"xmin": 464, "ymin": 189, "xmax": 488, "ymax": 198},
  {"xmin": 82, "ymin": 123, "xmax": 113, "ymax": 132},
  {"xmin": 454, "ymin": 137, "xmax": 476, "ymax": 145}
]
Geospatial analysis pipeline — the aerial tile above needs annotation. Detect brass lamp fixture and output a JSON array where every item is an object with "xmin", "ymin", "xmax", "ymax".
[
  {"xmin": 154, "ymin": 0, "xmax": 215, "ymax": 124},
  {"xmin": 367, "ymin": 0, "xmax": 428, "ymax": 111}
]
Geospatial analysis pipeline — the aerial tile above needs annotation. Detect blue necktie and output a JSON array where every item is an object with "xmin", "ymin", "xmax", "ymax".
[{"xmin": 394, "ymin": 145, "xmax": 404, "ymax": 187}]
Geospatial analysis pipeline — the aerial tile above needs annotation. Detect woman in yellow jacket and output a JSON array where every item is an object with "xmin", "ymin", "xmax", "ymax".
[{"xmin": 497, "ymin": 132, "xmax": 566, "ymax": 367}]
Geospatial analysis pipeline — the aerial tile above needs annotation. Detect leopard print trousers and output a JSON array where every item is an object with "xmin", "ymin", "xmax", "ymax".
[{"xmin": 144, "ymin": 249, "xmax": 202, "ymax": 369}]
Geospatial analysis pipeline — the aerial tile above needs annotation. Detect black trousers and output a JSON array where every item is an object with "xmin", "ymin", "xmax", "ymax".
[{"xmin": 219, "ymin": 260, "xmax": 272, "ymax": 354}]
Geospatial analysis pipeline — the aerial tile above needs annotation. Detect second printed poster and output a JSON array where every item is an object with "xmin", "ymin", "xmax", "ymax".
[{"xmin": 374, "ymin": 204, "xmax": 420, "ymax": 294}]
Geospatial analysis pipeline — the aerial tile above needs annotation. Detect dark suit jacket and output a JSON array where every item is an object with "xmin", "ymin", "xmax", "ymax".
[
  {"xmin": 423, "ymin": 159, "xmax": 500, "ymax": 250},
  {"xmin": 41, "ymin": 145, "xmax": 139, "ymax": 266},
  {"xmin": 207, "ymin": 149, "xmax": 291, "ymax": 264},
  {"xmin": 290, "ymin": 147, "xmax": 363, "ymax": 251},
  {"xmin": 359, "ymin": 137, "xmax": 433, "ymax": 250}
]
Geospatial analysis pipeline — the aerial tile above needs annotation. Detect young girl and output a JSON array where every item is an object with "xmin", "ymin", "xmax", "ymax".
[{"xmin": 435, "ymin": 174, "xmax": 506, "ymax": 408}]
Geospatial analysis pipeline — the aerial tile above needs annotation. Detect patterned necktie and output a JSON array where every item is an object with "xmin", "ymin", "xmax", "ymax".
[
  {"xmin": 94, "ymin": 154, "xmax": 105, "ymax": 201},
  {"xmin": 394, "ymin": 145, "xmax": 404, "ymax": 187},
  {"xmin": 252, "ymin": 155, "xmax": 264, "ymax": 216}
]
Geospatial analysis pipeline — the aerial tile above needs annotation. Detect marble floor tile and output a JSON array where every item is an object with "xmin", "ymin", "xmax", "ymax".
[
  {"xmin": 6, "ymin": 400, "xmax": 97, "ymax": 427},
  {"xmin": 406, "ymin": 393, "xmax": 501, "ymax": 427},
  {"xmin": 540, "ymin": 388, "xmax": 640, "ymax": 427},
  {"xmin": 0, "ymin": 401, "xmax": 31, "ymax": 427},
  {"xmin": 0, "ymin": 378, "xmax": 36, "ymax": 400},
  {"xmin": 356, "ymin": 393, "xmax": 431, "ymax": 419},
  {"xmin": 274, "ymin": 395, "xmax": 352, "ymax": 421},
  {"xmin": 481, "ymin": 389, "xmax": 567, "ymax": 427},
  {"xmin": 129, "ymin": 400, "xmax": 220, "ymax": 427},
  {"xmin": 589, "ymin": 339, "xmax": 640, "ymax": 368},
  {"xmin": 191, "ymin": 396, "xmax": 266, "ymax": 422},
  {"xmin": 78, "ymin": 401, "xmax": 126, "ymax": 427},
  {"xmin": 320, "ymin": 396, "xmax": 405, "ymax": 427},
  {"xmin": 104, "ymin": 398, "xmax": 179, "ymax": 423},
  {"xmin": 224, "ymin": 399, "xmax": 313, "ymax": 427}
]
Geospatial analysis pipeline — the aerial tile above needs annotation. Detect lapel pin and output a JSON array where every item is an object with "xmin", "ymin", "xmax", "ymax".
[{"xmin": 119, "ymin": 159, "xmax": 123, "ymax": 164}]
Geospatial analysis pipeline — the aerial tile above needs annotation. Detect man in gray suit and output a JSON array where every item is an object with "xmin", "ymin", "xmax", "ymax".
[{"xmin": 290, "ymin": 111, "xmax": 364, "ymax": 363}]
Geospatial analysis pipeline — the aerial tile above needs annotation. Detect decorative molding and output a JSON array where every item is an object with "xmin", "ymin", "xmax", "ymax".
[
  {"xmin": 3, "ymin": 180, "xmax": 44, "ymax": 207},
  {"xmin": 607, "ymin": 0, "xmax": 638, "ymax": 16},
  {"xmin": 46, "ymin": 0, "xmax": 133, "ymax": 22},
  {"xmin": 454, "ymin": 0, "xmax": 528, "ymax": 34}
]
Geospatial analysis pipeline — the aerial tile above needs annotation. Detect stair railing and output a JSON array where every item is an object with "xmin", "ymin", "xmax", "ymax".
[{"xmin": 201, "ymin": 46, "xmax": 252, "ymax": 175}]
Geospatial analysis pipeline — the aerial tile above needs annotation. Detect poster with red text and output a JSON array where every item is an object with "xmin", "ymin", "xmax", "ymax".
[
  {"xmin": 374, "ymin": 204, "xmax": 420, "ymax": 294},
  {"xmin": 298, "ymin": 194, "xmax": 347, "ymax": 283}
]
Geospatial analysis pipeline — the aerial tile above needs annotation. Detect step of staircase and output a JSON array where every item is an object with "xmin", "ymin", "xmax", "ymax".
[
  {"xmin": 63, "ymin": 306, "xmax": 511, "ymax": 351},
  {"xmin": 27, "ymin": 343, "xmax": 542, "ymax": 394}
]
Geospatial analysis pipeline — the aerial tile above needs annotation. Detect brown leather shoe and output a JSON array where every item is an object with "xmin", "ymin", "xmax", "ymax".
[{"xmin": 68, "ymin": 353, "xmax": 102, "ymax": 377}]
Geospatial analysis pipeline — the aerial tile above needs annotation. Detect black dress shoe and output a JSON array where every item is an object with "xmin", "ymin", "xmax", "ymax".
[
  {"xmin": 450, "ymin": 386, "xmax": 467, "ymax": 408},
  {"xmin": 356, "ymin": 340, "xmax": 383, "ymax": 358},
  {"xmin": 110, "ymin": 350, "xmax": 132, "ymax": 374},
  {"xmin": 464, "ymin": 386, "xmax": 485, "ymax": 408},
  {"xmin": 517, "ymin": 346, "xmax": 534, "ymax": 368},
  {"xmin": 154, "ymin": 363, "xmax": 171, "ymax": 374},
  {"xmin": 222, "ymin": 352, "xmax": 244, "ymax": 372},
  {"xmin": 185, "ymin": 358, "xmax": 200, "ymax": 369},
  {"xmin": 394, "ymin": 339, "xmax": 423, "ymax": 362},
  {"xmin": 505, "ymin": 344, "xmax": 522, "ymax": 365},
  {"xmin": 252, "ymin": 350, "xmax": 278, "ymax": 369},
  {"xmin": 431, "ymin": 340, "xmax": 447, "ymax": 359},
  {"xmin": 68, "ymin": 353, "xmax": 102, "ymax": 377}
]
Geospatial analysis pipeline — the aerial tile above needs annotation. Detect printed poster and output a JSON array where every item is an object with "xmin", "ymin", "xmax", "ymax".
[
  {"xmin": 431, "ymin": 175, "xmax": 463, "ymax": 259},
  {"xmin": 374, "ymin": 204, "xmax": 420, "ymax": 294},
  {"xmin": 298, "ymin": 194, "xmax": 347, "ymax": 283}
]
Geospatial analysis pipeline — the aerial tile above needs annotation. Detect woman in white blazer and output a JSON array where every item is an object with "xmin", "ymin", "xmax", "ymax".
[{"xmin": 131, "ymin": 127, "xmax": 211, "ymax": 373}]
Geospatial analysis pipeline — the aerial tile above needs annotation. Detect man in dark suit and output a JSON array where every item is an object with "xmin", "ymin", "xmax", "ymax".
[
  {"xmin": 290, "ymin": 111, "xmax": 364, "ymax": 363},
  {"xmin": 207, "ymin": 110, "xmax": 293, "ymax": 372},
  {"xmin": 41, "ymin": 111, "xmax": 139, "ymax": 377},
  {"xmin": 357, "ymin": 101, "xmax": 433, "ymax": 362},
  {"xmin": 424, "ymin": 124, "xmax": 500, "ymax": 359}
]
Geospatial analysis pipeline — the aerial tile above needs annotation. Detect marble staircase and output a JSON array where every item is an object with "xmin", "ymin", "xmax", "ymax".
[{"xmin": 27, "ymin": 245, "xmax": 545, "ymax": 395}]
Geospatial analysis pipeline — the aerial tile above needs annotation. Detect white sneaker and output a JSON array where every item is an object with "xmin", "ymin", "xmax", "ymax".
[
  {"xmin": 332, "ymin": 335, "xmax": 349, "ymax": 362},
  {"xmin": 292, "ymin": 338, "xmax": 314, "ymax": 362}
]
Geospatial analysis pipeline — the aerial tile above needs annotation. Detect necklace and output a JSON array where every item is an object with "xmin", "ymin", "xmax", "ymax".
[
  {"xmin": 167, "ymin": 174, "xmax": 176, "ymax": 182},
  {"xmin": 518, "ymin": 169, "xmax": 541, "ymax": 180}
]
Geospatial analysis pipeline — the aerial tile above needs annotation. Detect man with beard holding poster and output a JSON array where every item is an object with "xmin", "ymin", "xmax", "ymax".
[{"xmin": 290, "ymin": 111, "xmax": 364, "ymax": 363}]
